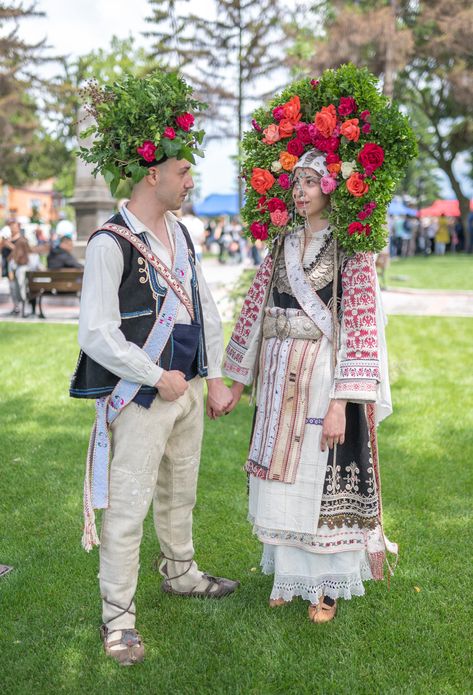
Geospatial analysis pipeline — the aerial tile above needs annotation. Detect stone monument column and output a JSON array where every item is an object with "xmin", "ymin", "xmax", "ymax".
[{"xmin": 70, "ymin": 107, "xmax": 116, "ymax": 259}]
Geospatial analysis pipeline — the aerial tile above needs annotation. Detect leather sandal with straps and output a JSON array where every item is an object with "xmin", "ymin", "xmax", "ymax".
[
  {"xmin": 308, "ymin": 595, "xmax": 338, "ymax": 624},
  {"xmin": 100, "ymin": 597, "xmax": 145, "ymax": 665},
  {"xmin": 154, "ymin": 553, "xmax": 240, "ymax": 599}
]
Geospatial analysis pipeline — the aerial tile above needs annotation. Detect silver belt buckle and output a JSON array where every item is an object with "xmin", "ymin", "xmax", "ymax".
[{"xmin": 275, "ymin": 314, "xmax": 291, "ymax": 340}]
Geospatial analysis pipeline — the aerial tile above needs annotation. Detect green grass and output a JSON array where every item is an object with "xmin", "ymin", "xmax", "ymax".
[
  {"xmin": 385, "ymin": 254, "xmax": 473, "ymax": 291},
  {"xmin": 1, "ymin": 319, "xmax": 473, "ymax": 694}
]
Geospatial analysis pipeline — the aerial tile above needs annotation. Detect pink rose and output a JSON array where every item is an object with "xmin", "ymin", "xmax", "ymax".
[
  {"xmin": 338, "ymin": 96, "xmax": 357, "ymax": 116},
  {"xmin": 267, "ymin": 197, "xmax": 287, "ymax": 213},
  {"xmin": 278, "ymin": 174, "xmax": 291, "ymax": 190},
  {"xmin": 250, "ymin": 221, "xmax": 268, "ymax": 240},
  {"xmin": 262, "ymin": 123, "xmax": 281, "ymax": 145},
  {"xmin": 163, "ymin": 127, "xmax": 176, "ymax": 139},
  {"xmin": 137, "ymin": 140, "xmax": 157, "ymax": 163},
  {"xmin": 270, "ymin": 209, "xmax": 289, "ymax": 226},
  {"xmin": 272, "ymin": 106, "xmax": 285, "ymax": 121},
  {"xmin": 286, "ymin": 138, "xmax": 304, "ymax": 156},
  {"xmin": 175, "ymin": 112, "xmax": 195, "ymax": 132},
  {"xmin": 320, "ymin": 175, "xmax": 338, "ymax": 194}
]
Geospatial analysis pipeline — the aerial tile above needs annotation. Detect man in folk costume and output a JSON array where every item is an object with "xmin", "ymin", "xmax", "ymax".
[
  {"xmin": 70, "ymin": 72, "xmax": 238, "ymax": 665},
  {"xmin": 223, "ymin": 67, "xmax": 416, "ymax": 623}
]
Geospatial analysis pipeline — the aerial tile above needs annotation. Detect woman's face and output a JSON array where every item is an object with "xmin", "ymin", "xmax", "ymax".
[{"xmin": 292, "ymin": 168, "xmax": 329, "ymax": 219}]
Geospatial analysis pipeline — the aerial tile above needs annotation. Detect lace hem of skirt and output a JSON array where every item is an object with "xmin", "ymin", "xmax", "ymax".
[{"xmin": 262, "ymin": 555, "xmax": 373, "ymax": 603}]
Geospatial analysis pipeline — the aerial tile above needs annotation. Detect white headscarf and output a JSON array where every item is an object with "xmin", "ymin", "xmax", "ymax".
[{"xmin": 292, "ymin": 149, "xmax": 329, "ymax": 179}]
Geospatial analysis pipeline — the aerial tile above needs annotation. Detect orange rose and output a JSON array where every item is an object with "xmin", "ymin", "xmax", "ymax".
[
  {"xmin": 262, "ymin": 123, "xmax": 281, "ymax": 145},
  {"xmin": 278, "ymin": 118, "xmax": 295, "ymax": 138},
  {"xmin": 250, "ymin": 167, "xmax": 276, "ymax": 194},
  {"xmin": 279, "ymin": 151, "xmax": 298, "ymax": 171},
  {"xmin": 314, "ymin": 104, "xmax": 337, "ymax": 138},
  {"xmin": 327, "ymin": 162, "xmax": 341, "ymax": 175},
  {"xmin": 340, "ymin": 118, "xmax": 360, "ymax": 142},
  {"xmin": 346, "ymin": 172, "xmax": 369, "ymax": 197},
  {"xmin": 283, "ymin": 95, "xmax": 301, "ymax": 123}
]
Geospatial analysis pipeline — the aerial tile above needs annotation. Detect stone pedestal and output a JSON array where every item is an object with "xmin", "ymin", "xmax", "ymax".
[{"xmin": 70, "ymin": 107, "xmax": 116, "ymax": 259}]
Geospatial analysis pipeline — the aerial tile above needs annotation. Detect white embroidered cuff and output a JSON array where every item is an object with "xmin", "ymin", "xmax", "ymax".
[{"xmin": 331, "ymin": 379, "xmax": 378, "ymax": 403}]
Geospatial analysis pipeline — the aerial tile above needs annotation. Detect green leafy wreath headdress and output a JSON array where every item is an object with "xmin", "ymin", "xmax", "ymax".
[
  {"xmin": 241, "ymin": 64, "xmax": 417, "ymax": 254},
  {"xmin": 78, "ymin": 71, "xmax": 207, "ymax": 195}
]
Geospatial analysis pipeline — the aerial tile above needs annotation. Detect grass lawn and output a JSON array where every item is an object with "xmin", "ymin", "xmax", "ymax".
[
  {"xmin": 1, "ymin": 319, "xmax": 473, "ymax": 694},
  {"xmin": 385, "ymin": 254, "xmax": 473, "ymax": 291}
]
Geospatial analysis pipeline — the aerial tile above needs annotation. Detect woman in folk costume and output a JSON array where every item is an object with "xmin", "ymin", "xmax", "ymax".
[{"xmin": 223, "ymin": 65, "xmax": 417, "ymax": 622}]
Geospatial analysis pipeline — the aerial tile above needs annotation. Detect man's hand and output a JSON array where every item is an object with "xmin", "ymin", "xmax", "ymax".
[
  {"xmin": 320, "ymin": 399, "xmax": 347, "ymax": 451},
  {"xmin": 206, "ymin": 378, "xmax": 233, "ymax": 419},
  {"xmin": 155, "ymin": 370, "xmax": 188, "ymax": 402}
]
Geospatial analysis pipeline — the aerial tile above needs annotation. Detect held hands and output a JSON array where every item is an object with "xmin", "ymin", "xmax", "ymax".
[
  {"xmin": 320, "ymin": 400, "xmax": 347, "ymax": 452},
  {"xmin": 206, "ymin": 378, "xmax": 234, "ymax": 419},
  {"xmin": 155, "ymin": 370, "xmax": 188, "ymax": 401}
]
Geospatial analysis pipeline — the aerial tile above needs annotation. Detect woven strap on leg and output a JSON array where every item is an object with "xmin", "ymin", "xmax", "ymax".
[{"xmin": 155, "ymin": 551, "xmax": 194, "ymax": 582}]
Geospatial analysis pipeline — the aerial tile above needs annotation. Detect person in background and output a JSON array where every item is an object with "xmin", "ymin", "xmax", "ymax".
[
  {"xmin": 467, "ymin": 210, "xmax": 473, "ymax": 254},
  {"xmin": 435, "ymin": 214, "xmax": 450, "ymax": 255},
  {"xmin": 4, "ymin": 221, "xmax": 31, "ymax": 316},
  {"xmin": 47, "ymin": 236, "xmax": 83, "ymax": 270},
  {"xmin": 180, "ymin": 203, "xmax": 206, "ymax": 262}
]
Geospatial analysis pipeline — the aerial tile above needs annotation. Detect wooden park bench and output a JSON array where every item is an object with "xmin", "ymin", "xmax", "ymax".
[{"xmin": 26, "ymin": 269, "xmax": 84, "ymax": 319}]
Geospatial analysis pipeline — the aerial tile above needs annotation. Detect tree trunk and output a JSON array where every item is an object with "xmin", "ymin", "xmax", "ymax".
[
  {"xmin": 440, "ymin": 158, "xmax": 471, "ymax": 233},
  {"xmin": 383, "ymin": 0, "xmax": 397, "ymax": 99}
]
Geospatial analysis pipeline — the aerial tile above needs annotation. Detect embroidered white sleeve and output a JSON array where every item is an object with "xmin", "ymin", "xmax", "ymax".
[
  {"xmin": 78, "ymin": 235, "xmax": 163, "ymax": 387},
  {"xmin": 331, "ymin": 252, "xmax": 379, "ymax": 403}
]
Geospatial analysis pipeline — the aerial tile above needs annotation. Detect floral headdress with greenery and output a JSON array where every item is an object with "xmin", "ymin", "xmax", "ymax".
[
  {"xmin": 241, "ymin": 64, "xmax": 417, "ymax": 253},
  {"xmin": 78, "ymin": 71, "xmax": 207, "ymax": 195}
]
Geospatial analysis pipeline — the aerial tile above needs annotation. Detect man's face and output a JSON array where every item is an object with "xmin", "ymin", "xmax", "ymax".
[
  {"xmin": 154, "ymin": 158, "xmax": 194, "ymax": 211},
  {"xmin": 61, "ymin": 238, "xmax": 73, "ymax": 252}
]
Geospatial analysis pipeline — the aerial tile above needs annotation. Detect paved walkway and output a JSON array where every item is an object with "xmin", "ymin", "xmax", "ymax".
[{"xmin": 1, "ymin": 260, "xmax": 472, "ymax": 323}]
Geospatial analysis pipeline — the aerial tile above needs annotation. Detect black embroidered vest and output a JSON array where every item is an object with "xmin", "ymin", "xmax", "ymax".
[{"xmin": 70, "ymin": 212, "xmax": 208, "ymax": 400}]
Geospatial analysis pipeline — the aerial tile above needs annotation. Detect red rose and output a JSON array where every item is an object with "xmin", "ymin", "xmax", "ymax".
[
  {"xmin": 348, "ymin": 222, "xmax": 364, "ymax": 235},
  {"xmin": 163, "ymin": 127, "xmax": 176, "ymax": 139},
  {"xmin": 360, "ymin": 110, "xmax": 371, "ymax": 121},
  {"xmin": 286, "ymin": 138, "xmax": 304, "ymax": 156},
  {"xmin": 310, "ymin": 79, "xmax": 319, "ymax": 88},
  {"xmin": 136, "ymin": 140, "xmax": 157, "ymax": 163},
  {"xmin": 175, "ymin": 112, "xmax": 195, "ymax": 132},
  {"xmin": 266, "ymin": 197, "xmax": 287, "ymax": 213},
  {"xmin": 272, "ymin": 106, "xmax": 284, "ymax": 121},
  {"xmin": 358, "ymin": 143, "xmax": 385, "ymax": 171},
  {"xmin": 278, "ymin": 174, "xmax": 291, "ymax": 190},
  {"xmin": 362, "ymin": 123, "xmax": 372, "ymax": 134},
  {"xmin": 250, "ymin": 222, "xmax": 269, "ymax": 241},
  {"xmin": 313, "ymin": 135, "xmax": 340, "ymax": 153},
  {"xmin": 325, "ymin": 152, "xmax": 341, "ymax": 165},
  {"xmin": 295, "ymin": 122, "xmax": 312, "ymax": 145},
  {"xmin": 338, "ymin": 97, "xmax": 357, "ymax": 116}
]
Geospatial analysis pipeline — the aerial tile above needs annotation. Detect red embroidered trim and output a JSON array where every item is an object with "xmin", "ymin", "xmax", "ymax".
[{"xmin": 342, "ymin": 253, "xmax": 378, "ymax": 361}]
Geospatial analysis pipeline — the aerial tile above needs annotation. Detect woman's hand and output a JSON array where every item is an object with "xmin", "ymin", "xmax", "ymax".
[
  {"xmin": 224, "ymin": 381, "xmax": 245, "ymax": 415},
  {"xmin": 320, "ymin": 400, "xmax": 347, "ymax": 451}
]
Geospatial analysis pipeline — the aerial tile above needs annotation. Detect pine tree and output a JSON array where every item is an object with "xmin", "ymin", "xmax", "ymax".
[
  {"xmin": 0, "ymin": 1, "xmax": 48, "ymax": 185},
  {"xmin": 145, "ymin": 0, "xmax": 289, "ymax": 206}
]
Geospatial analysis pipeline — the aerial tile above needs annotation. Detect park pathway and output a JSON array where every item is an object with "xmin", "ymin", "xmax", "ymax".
[{"xmin": 0, "ymin": 260, "xmax": 472, "ymax": 323}]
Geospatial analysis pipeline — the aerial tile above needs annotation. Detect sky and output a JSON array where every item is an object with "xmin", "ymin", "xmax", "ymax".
[{"xmin": 18, "ymin": 0, "xmax": 472, "ymax": 201}]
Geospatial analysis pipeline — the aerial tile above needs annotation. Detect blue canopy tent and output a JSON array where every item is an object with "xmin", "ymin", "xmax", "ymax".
[
  {"xmin": 194, "ymin": 193, "xmax": 240, "ymax": 216},
  {"xmin": 388, "ymin": 200, "xmax": 418, "ymax": 216}
]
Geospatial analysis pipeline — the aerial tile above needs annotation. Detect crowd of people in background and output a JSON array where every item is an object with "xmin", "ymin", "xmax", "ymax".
[
  {"xmin": 1, "ymin": 205, "xmax": 473, "ymax": 318},
  {"xmin": 389, "ymin": 211, "xmax": 473, "ymax": 257}
]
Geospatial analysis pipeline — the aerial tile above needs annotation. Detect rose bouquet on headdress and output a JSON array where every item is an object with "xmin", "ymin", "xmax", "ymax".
[
  {"xmin": 78, "ymin": 71, "xmax": 207, "ymax": 195},
  {"xmin": 241, "ymin": 64, "xmax": 417, "ymax": 253}
]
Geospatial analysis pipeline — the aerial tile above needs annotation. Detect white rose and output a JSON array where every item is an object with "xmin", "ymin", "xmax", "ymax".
[
  {"xmin": 341, "ymin": 160, "xmax": 357, "ymax": 179},
  {"xmin": 271, "ymin": 160, "xmax": 282, "ymax": 173}
]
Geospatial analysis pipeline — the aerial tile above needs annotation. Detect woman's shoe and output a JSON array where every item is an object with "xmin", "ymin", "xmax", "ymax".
[{"xmin": 308, "ymin": 596, "xmax": 337, "ymax": 623}]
